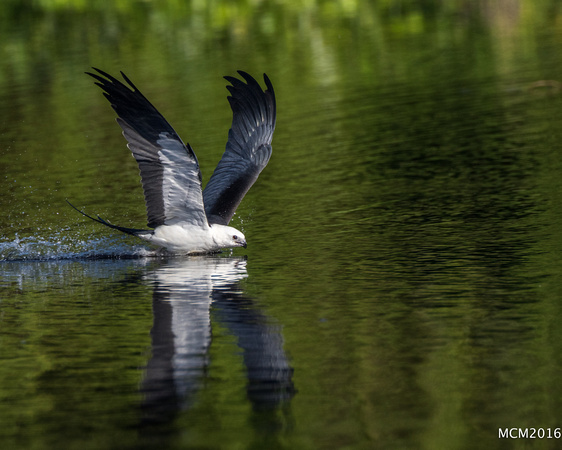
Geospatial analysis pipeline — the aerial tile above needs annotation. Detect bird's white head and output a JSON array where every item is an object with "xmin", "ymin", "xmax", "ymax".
[{"xmin": 211, "ymin": 224, "xmax": 247, "ymax": 250}]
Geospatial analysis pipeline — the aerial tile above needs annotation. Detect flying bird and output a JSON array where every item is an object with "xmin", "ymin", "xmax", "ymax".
[{"xmin": 69, "ymin": 68, "xmax": 276, "ymax": 254}]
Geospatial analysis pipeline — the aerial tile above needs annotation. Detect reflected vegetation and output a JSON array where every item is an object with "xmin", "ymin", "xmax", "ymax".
[{"xmin": 0, "ymin": 256, "xmax": 295, "ymax": 448}]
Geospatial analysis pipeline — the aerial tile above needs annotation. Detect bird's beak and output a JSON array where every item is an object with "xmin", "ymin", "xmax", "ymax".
[{"xmin": 242, "ymin": 241, "xmax": 247, "ymax": 249}]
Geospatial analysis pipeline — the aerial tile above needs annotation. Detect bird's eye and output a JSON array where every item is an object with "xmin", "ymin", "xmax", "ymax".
[{"xmin": 233, "ymin": 235, "xmax": 238, "ymax": 240}]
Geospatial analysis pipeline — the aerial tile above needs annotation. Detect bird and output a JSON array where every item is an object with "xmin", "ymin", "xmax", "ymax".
[{"xmin": 68, "ymin": 68, "xmax": 276, "ymax": 254}]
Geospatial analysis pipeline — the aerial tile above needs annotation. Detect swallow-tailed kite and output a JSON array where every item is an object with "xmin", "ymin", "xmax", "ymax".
[{"xmin": 68, "ymin": 68, "xmax": 276, "ymax": 254}]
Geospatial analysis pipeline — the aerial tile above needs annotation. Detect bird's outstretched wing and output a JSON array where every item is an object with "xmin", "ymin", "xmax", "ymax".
[
  {"xmin": 203, "ymin": 71, "xmax": 276, "ymax": 225},
  {"xmin": 87, "ymin": 68, "xmax": 207, "ymax": 228}
]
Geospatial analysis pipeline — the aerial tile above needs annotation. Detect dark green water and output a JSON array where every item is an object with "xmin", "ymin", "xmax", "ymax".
[{"xmin": 3, "ymin": 1, "xmax": 562, "ymax": 448}]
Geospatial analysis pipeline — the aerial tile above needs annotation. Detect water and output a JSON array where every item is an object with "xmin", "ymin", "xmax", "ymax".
[{"xmin": 3, "ymin": 1, "xmax": 562, "ymax": 448}]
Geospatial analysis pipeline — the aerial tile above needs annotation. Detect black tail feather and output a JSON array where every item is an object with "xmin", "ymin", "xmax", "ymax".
[{"xmin": 66, "ymin": 200, "xmax": 152, "ymax": 238}]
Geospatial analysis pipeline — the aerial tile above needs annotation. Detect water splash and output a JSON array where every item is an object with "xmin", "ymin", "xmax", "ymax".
[{"xmin": 0, "ymin": 232, "xmax": 156, "ymax": 261}]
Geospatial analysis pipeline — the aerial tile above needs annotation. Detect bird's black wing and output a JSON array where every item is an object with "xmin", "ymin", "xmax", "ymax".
[
  {"xmin": 203, "ymin": 71, "xmax": 276, "ymax": 225},
  {"xmin": 87, "ymin": 68, "xmax": 207, "ymax": 228}
]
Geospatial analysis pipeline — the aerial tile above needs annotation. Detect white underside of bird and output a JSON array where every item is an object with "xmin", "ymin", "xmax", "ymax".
[{"xmin": 144, "ymin": 223, "xmax": 247, "ymax": 254}]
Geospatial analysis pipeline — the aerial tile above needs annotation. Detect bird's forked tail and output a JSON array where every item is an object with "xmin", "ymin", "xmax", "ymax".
[{"xmin": 66, "ymin": 200, "xmax": 152, "ymax": 238}]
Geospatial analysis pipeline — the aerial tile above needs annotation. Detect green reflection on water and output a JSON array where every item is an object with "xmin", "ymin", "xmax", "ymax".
[
  {"xmin": 0, "ymin": 261, "xmax": 153, "ymax": 449},
  {"xmin": 2, "ymin": 1, "xmax": 562, "ymax": 449}
]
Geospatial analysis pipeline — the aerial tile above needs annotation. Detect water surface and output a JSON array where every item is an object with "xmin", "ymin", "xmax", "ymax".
[{"xmin": 2, "ymin": 2, "xmax": 562, "ymax": 449}]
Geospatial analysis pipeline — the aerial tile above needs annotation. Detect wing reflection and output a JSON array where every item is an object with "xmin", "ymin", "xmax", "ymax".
[
  {"xmin": 212, "ymin": 289, "xmax": 295, "ymax": 410},
  {"xmin": 140, "ymin": 257, "xmax": 295, "ymax": 425}
]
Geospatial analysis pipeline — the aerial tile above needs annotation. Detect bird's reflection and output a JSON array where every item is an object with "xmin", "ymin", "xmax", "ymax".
[{"xmin": 139, "ymin": 256, "xmax": 295, "ymax": 427}]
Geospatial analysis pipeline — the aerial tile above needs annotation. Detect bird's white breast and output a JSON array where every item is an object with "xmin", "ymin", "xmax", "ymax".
[{"xmin": 148, "ymin": 223, "xmax": 217, "ymax": 254}]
